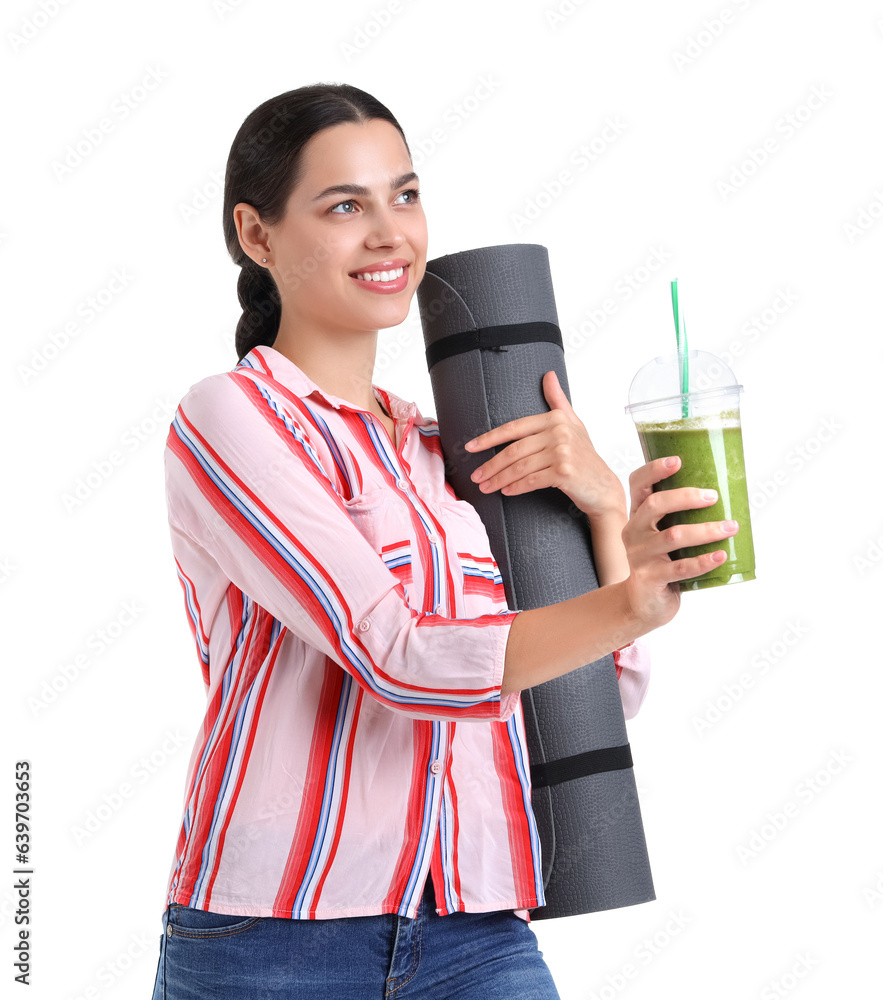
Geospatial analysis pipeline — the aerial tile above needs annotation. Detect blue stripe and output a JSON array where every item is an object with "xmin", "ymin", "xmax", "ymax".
[
  {"xmin": 173, "ymin": 417, "xmax": 498, "ymax": 710},
  {"xmin": 437, "ymin": 790, "xmax": 455, "ymax": 912},
  {"xmin": 361, "ymin": 414, "xmax": 399, "ymax": 479},
  {"xmin": 300, "ymin": 400, "xmax": 353, "ymax": 497},
  {"xmin": 290, "ymin": 674, "xmax": 353, "ymax": 917},
  {"xmin": 428, "ymin": 533, "xmax": 441, "ymax": 608},
  {"xmin": 359, "ymin": 410, "xmax": 442, "ymax": 610},
  {"xmin": 462, "ymin": 564, "xmax": 501, "ymax": 584},
  {"xmin": 250, "ymin": 382, "xmax": 328, "ymax": 478},
  {"xmin": 192, "ymin": 674, "xmax": 252, "ymax": 902},
  {"xmin": 400, "ymin": 722, "xmax": 442, "ymax": 914},
  {"xmin": 506, "ymin": 717, "xmax": 545, "ymax": 901},
  {"xmin": 404, "ymin": 504, "xmax": 441, "ymax": 609},
  {"xmin": 186, "ymin": 598, "xmax": 253, "ymax": 903},
  {"xmin": 176, "ymin": 565, "xmax": 209, "ymax": 664}
]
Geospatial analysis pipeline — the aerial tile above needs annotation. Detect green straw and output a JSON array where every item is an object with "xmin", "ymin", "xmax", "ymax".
[{"xmin": 670, "ymin": 279, "xmax": 690, "ymax": 418}]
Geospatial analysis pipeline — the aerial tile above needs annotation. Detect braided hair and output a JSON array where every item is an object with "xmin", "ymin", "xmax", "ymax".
[{"xmin": 222, "ymin": 83, "xmax": 411, "ymax": 362}]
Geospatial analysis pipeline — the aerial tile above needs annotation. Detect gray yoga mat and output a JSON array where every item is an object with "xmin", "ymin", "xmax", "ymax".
[{"xmin": 417, "ymin": 244, "xmax": 655, "ymax": 919}]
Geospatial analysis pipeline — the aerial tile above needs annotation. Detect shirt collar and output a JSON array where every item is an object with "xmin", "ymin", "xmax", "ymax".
[{"xmin": 238, "ymin": 345, "xmax": 419, "ymax": 422}]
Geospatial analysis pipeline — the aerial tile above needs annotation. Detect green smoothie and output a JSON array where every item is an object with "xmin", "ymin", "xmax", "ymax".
[{"xmin": 636, "ymin": 411, "xmax": 755, "ymax": 590}]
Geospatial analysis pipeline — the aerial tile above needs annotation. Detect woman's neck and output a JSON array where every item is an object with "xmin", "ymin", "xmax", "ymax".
[{"xmin": 270, "ymin": 329, "xmax": 380, "ymax": 413}]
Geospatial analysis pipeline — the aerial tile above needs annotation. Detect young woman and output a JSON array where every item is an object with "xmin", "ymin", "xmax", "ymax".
[{"xmin": 149, "ymin": 83, "xmax": 738, "ymax": 999}]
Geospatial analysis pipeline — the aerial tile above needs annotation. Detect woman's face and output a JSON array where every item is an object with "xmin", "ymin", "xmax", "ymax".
[{"xmin": 266, "ymin": 118, "xmax": 427, "ymax": 340}]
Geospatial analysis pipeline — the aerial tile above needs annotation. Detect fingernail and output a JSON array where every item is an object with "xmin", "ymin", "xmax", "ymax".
[
  {"xmin": 701, "ymin": 489, "xmax": 718, "ymax": 501},
  {"xmin": 471, "ymin": 469, "xmax": 483, "ymax": 482},
  {"xmin": 464, "ymin": 440, "xmax": 475, "ymax": 450},
  {"xmin": 722, "ymin": 519, "xmax": 738, "ymax": 532},
  {"xmin": 664, "ymin": 456, "xmax": 679, "ymax": 469}
]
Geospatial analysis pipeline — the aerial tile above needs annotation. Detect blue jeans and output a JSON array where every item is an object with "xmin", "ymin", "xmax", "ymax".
[{"xmin": 149, "ymin": 876, "xmax": 560, "ymax": 999}]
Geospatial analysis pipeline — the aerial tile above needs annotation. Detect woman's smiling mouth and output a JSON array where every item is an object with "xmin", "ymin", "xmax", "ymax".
[{"xmin": 349, "ymin": 261, "xmax": 409, "ymax": 292}]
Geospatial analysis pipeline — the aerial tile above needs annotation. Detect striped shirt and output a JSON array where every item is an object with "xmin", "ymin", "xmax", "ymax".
[{"xmin": 160, "ymin": 345, "xmax": 650, "ymax": 922}]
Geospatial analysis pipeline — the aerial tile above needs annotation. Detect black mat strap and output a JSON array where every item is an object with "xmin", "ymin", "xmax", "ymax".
[
  {"xmin": 531, "ymin": 743, "xmax": 633, "ymax": 789},
  {"xmin": 425, "ymin": 321, "xmax": 563, "ymax": 371}
]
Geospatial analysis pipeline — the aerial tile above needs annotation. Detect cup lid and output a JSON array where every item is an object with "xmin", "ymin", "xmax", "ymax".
[{"xmin": 626, "ymin": 349, "xmax": 742, "ymax": 411}]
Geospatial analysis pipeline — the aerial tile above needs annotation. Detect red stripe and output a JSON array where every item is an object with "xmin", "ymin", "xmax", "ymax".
[
  {"xmin": 418, "ymin": 426, "xmax": 445, "ymax": 459},
  {"xmin": 340, "ymin": 405, "xmax": 459, "ymax": 619},
  {"xmin": 490, "ymin": 721, "xmax": 535, "ymax": 899},
  {"xmin": 459, "ymin": 554, "xmax": 505, "ymax": 600},
  {"xmin": 204, "ymin": 608, "xmax": 279, "ymax": 908},
  {"xmin": 429, "ymin": 836, "xmax": 445, "ymax": 913},
  {"xmin": 342, "ymin": 407, "xmax": 402, "ymax": 486},
  {"xmin": 348, "ymin": 443, "xmax": 364, "ymax": 499},
  {"xmin": 273, "ymin": 658, "xmax": 346, "ymax": 914},
  {"xmin": 170, "ymin": 586, "xmax": 237, "ymax": 868},
  {"xmin": 176, "ymin": 601, "xmax": 265, "ymax": 902},
  {"xmin": 174, "ymin": 558, "xmax": 210, "ymax": 685},
  {"xmin": 234, "ymin": 365, "xmax": 328, "ymax": 449},
  {"xmin": 244, "ymin": 347, "xmax": 273, "ymax": 377},
  {"xmin": 444, "ymin": 724, "xmax": 464, "ymax": 911},
  {"xmin": 383, "ymin": 719, "xmax": 432, "ymax": 912},
  {"xmin": 381, "ymin": 539, "xmax": 413, "ymax": 587},
  {"xmin": 338, "ymin": 411, "xmax": 436, "ymax": 574},
  {"xmin": 308, "ymin": 685, "xmax": 364, "ymax": 916},
  {"xmin": 233, "ymin": 365, "xmax": 354, "ymax": 496}
]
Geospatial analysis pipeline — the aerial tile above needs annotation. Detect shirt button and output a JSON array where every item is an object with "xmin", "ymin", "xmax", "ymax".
[
  {"xmin": 434, "ymin": 605, "xmax": 443, "ymax": 615},
  {"xmin": 357, "ymin": 619, "xmax": 371, "ymax": 632},
  {"xmin": 396, "ymin": 478, "xmax": 409, "ymax": 491},
  {"xmin": 427, "ymin": 534, "xmax": 439, "ymax": 544},
  {"xmin": 430, "ymin": 761, "xmax": 442, "ymax": 775}
]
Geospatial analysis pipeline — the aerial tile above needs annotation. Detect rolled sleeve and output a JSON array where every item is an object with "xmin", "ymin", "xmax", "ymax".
[
  {"xmin": 164, "ymin": 370, "xmax": 516, "ymax": 720},
  {"xmin": 354, "ymin": 587, "xmax": 522, "ymax": 721}
]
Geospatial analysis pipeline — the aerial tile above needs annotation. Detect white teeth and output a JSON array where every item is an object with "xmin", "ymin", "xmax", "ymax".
[{"xmin": 355, "ymin": 267, "xmax": 405, "ymax": 282}]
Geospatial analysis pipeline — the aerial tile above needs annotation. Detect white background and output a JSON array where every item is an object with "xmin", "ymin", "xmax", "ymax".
[{"xmin": 3, "ymin": 0, "xmax": 881, "ymax": 997}]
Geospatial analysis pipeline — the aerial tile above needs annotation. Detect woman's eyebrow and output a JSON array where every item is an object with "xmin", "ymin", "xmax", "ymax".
[{"xmin": 312, "ymin": 171, "xmax": 419, "ymax": 202}]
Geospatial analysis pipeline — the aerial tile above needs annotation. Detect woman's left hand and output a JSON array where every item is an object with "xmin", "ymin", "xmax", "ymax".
[{"xmin": 463, "ymin": 370, "xmax": 626, "ymax": 522}]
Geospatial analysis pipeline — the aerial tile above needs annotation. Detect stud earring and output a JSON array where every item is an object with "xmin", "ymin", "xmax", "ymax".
[{"xmin": 262, "ymin": 258, "xmax": 268, "ymax": 263}]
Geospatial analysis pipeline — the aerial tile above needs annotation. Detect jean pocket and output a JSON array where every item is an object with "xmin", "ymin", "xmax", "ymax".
[{"xmin": 167, "ymin": 904, "xmax": 263, "ymax": 939}]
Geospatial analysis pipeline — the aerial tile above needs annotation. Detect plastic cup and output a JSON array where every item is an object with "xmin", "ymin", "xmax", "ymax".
[{"xmin": 625, "ymin": 350, "xmax": 756, "ymax": 591}]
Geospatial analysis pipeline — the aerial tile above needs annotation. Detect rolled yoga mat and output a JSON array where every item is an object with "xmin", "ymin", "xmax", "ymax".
[{"xmin": 417, "ymin": 244, "xmax": 655, "ymax": 919}]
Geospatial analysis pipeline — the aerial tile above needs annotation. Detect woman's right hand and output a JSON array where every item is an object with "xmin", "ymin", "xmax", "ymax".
[{"xmin": 619, "ymin": 455, "xmax": 740, "ymax": 632}]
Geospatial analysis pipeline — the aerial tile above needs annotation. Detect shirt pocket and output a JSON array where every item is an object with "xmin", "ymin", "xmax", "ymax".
[
  {"xmin": 431, "ymin": 498, "xmax": 509, "ymax": 612},
  {"xmin": 342, "ymin": 488, "xmax": 414, "ymax": 602}
]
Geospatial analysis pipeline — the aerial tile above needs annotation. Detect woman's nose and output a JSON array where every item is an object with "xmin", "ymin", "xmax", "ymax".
[{"xmin": 365, "ymin": 208, "xmax": 406, "ymax": 249}]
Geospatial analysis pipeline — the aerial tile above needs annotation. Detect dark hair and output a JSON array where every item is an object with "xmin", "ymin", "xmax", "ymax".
[{"xmin": 223, "ymin": 83, "xmax": 411, "ymax": 362}]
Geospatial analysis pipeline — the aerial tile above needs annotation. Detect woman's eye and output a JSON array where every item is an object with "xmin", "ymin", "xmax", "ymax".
[
  {"xmin": 395, "ymin": 188, "xmax": 420, "ymax": 205},
  {"xmin": 330, "ymin": 200, "xmax": 357, "ymax": 214}
]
